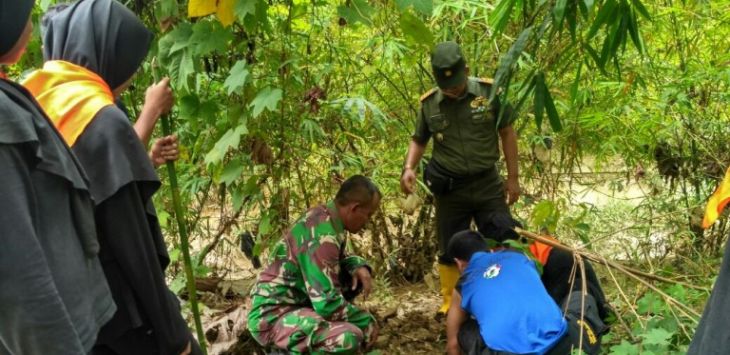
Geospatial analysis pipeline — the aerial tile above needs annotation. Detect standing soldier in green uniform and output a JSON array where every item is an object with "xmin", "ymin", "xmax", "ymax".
[
  {"xmin": 248, "ymin": 175, "xmax": 380, "ymax": 354},
  {"xmin": 400, "ymin": 41, "xmax": 521, "ymax": 318}
]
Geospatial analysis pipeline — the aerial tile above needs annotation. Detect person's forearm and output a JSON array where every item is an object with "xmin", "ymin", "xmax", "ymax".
[
  {"xmin": 500, "ymin": 125, "xmax": 519, "ymax": 180},
  {"xmin": 446, "ymin": 291, "xmax": 466, "ymax": 355},
  {"xmin": 133, "ymin": 106, "xmax": 161, "ymax": 146},
  {"xmin": 404, "ymin": 139, "xmax": 427, "ymax": 170}
]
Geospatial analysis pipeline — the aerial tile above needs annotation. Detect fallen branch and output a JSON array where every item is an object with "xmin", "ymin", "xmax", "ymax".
[{"xmin": 514, "ymin": 228, "xmax": 709, "ymax": 292}]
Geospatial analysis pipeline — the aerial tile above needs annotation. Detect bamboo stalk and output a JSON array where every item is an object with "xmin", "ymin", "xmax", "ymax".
[
  {"xmin": 159, "ymin": 116, "xmax": 208, "ymax": 353},
  {"xmin": 152, "ymin": 61, "xmax": 208, "ymax": 354}
]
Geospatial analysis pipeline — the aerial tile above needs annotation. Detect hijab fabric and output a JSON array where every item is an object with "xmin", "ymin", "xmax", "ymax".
[
  {"xmin": 0, "ymin": 0, "xmax": 34, "ymax": 57},
  {"xmin": 22, "ymin": 0, "xmax": 152, "ymax": 146},
  {"xmin": 41, "ymin": 0, "xmax": 152, "ymax": 89}
]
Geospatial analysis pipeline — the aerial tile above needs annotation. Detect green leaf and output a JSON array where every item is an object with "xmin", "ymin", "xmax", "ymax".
[
  {"xmin": 631, "ymin": 0, "xmax": 651, "ymax": 20},
  {"xmin": 641, "ymin": 327, "xmax": 673, "ymax": 346},
  {"xmin": 259, "ymin": 214, "xmax": 272, "ymax": 235},
  {"xmin": 567, "ymin": 8, "xmax": 577, "ymax": 39},
  {"xmin": 534, "ymin": 73, "xmax": 545, "ymax": 129},
  {"xmin": 399, "ymin": 11, "xmax": 434, "ymax": 48},
  {"xmin": 250, "ymin": 87, "xmax": 283, "ymax": 117},
  {"xmin": 301, "ymin": 119, "xmax": 325, "ymax": 142},
  {"xmin": 337, "ymin": 0, "xmax": 375, "ymax": 26},
  {"xmin": 40, "ymin": 0, "xmax": 53, "ymax": 10},
  {"xmin": 532, "ymin": 200, "xmax": 555, "ymax": 228},
  {"xmin": 599, "ymin": 27, "xmax": 614, "ymax": 67},
  {"xmin": 190, "ymin": 20, "xmax": 233, "ymax": 55},
  {"xmin": 395, "ymin": 0, "xmax": 433, "ymax": 16},
  {"xmin": 158, "ymin": 24, "xmax": 196, "ymax": 90},
  {"xmin": 167, "ymin": 25, "xmax": 194, "ymax": 53},
  {"xmin": 169, "ymin": 275, "xmax": 186, "ymax": 294},
  {"xmin": 580, "ymin": 0, "xmax": 594, "ymax": 18},
  {"xmin": 543, "ymin": 83, "xmax": 562, "ymax": 132},
  {"xmin": 232, "ymin": 184, "xmax": 246, "ymax": 212},
  {"xmin": 587, "ymin": 0, "xmax": 617, "ymax": 39},
  {"xmin": 666, "ymin": 284, "xmax": 687, "ymax": 302},
  {"xmin": 626, "ymin": 10, "xmax": 644, "ymax": 53},
  {"xmin": 204, "ymin": 124, "xmax": 248, "ymax": 165},
  {"xmin": 583, "ymin": 43, "xmax": 605, "ymax": 72},
  {"xmin": 157, "ymin": 0, "xmax": 179, "ymax": 19},
  {"xmin": 637, "ymin": 291, "xmax": 662, "ymax": 313},
  {"xmin": 492, "ymin": 27, "xmax": 532, "ymax": 103},
  {"xmin": 490, "ymin": 0, "xmax": 517, "ymax": 34},
  {"xmin": 169, "ymin": 248, "xmax": 181, "ymax": 263},
  {"xmin": 609, "ymin": 340, "xmax": 639, "ymax": 355},
  {"xmin": 220, "ymin": 159, "xmax": 244, "ymax": 186},
  {"xmin": 570, "ymin": 62, "xmax": 582, "ymax": 103},
  {"xmin": 235, "ymin": 0, "xmax": 257, "ymax": 20},
  {"xmin": 224, "ymin": 60, "xmax": 249, "ymax": 95},
  {"xmin": 553, "ymin": 0, "xmax": 568, "ymax": 26},
  {"xmin": 157, "ymin": 210, "xmax": 170, "ymax": 229}
]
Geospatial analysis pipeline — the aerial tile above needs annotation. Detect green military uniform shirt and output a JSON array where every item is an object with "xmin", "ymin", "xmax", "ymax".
[{"xmin": 413, "ymin": 77, "xmax": 515, "ymax": 177}]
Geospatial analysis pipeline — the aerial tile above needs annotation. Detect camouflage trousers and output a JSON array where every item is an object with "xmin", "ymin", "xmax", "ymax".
[{"xmin": 249, "ymin": 307, "xmax": 376, "ymax": 354}]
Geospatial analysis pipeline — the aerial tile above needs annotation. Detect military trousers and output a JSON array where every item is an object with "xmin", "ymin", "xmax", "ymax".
[
  {"xmin": 249, "ymin": 306, "xmax": 376, "ymax": 355},
  {"xmin": 434, "ymin": 167, "xmax": 510, "ymax": 264}
]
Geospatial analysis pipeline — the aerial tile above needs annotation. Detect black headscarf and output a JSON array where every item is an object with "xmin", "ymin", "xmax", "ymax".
[
  {"xmin": 0, "ymin": 0, "xmax": 34, "ymax": 57},
  {"xmin": 42, "ymin": 0, "xmax": 152, "ymax": 89}
]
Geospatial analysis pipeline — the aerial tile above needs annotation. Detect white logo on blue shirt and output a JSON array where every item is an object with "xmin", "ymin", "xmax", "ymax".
[{"xmin": 483, "ymin": 264, "xmax": 501, "ymax": 279}]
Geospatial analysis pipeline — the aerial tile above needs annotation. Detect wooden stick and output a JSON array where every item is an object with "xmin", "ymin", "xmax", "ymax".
[{"xmin": 514, "ymin": 228, "xmax": 709, "ymax": 292}]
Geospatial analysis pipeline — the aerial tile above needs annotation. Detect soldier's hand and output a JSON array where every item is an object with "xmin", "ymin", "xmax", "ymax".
[
  {"xmin": 352, "ymin": 267, "xmax": 373, "ymax": 301},
  {"xmin": 505, "ymin": 177, "xmax": 521, "ymax": 205},
  {"xmin": 400, "ymin": 167, "xmax": 417, "ymax": 195}
]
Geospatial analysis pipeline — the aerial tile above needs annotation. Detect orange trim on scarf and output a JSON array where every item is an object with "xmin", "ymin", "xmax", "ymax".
[
  {"xmin": 703, "ymin": 167, "xmax": 730, "ymax": 229},
  {"xmin": 528, "ymin": 236, "xmax": 558, "ymax": 266},
  {"xmin": 22, "ymin": 60, "xmax": 114, "ymax": 146}
]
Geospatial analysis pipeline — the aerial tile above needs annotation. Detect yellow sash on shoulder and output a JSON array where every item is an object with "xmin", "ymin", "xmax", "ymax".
[{"xmin": 23, "ymin": 60, "xmax": 114, "ymax": 146}]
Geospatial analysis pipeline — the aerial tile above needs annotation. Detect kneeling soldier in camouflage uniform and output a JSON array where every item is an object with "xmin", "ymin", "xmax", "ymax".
[{"xmin": 248, "ymin": 175, "xmax": 381, "ymax": 354}]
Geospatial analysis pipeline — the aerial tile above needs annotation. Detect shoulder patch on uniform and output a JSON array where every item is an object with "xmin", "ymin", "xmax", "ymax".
[
  {"xmin": 478, "ymin": 77, "xmax": 502, "ymax": 94},
  {"xmin": 419, "ymin": 88, "xmax": 438, "ymax": 102},
  {"xmin": 477, "ymin": 77, "xmax": 494, "ymax": 84}
]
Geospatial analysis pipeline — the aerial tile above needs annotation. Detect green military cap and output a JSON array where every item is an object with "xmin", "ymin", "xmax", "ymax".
[{"xmin": 431, "ymin": 41, "xmax": 467, "ymax": 89}]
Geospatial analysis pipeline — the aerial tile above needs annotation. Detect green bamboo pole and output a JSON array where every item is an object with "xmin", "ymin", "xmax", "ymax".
[{"xmin": 153, "ymin": 62, "xmax": 208, "ymax": 354}]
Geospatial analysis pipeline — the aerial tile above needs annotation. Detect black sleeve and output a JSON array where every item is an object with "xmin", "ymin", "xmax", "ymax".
[
  {"xmin": 0, "ymin": 146, "xmax": 86, "ymax": 354},
  {"xmin": 542, "ymin": 248, "xmax": 609, "ymax": 321},
  {"xmin": 95, "ymin": 183, "xmax": 190, "ymax": 354}
]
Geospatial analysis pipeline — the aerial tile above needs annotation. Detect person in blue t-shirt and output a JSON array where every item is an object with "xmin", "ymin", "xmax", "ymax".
[{"xmin": 445, "ymin": 230, "xmax": 607, "ymax": 355}]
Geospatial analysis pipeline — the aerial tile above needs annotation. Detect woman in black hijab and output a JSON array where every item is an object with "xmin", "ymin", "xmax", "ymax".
[
  {"xmin": 0, "ymin": 1, "xmax": 116, "ymax": 353},
  {"xmin": 25, "ymin": 1, "xmax": 201, "ymax": 354}
]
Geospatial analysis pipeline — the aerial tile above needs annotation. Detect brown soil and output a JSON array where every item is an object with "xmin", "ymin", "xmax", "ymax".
[{"xmin": 200, "ymin": 280, "xmax": 446, "ymax": 354}]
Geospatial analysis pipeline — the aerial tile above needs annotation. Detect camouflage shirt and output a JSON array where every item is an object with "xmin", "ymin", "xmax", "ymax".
[{"xmin": 248, "ymin": 202, "xmax": 372, "ymax": 332}]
